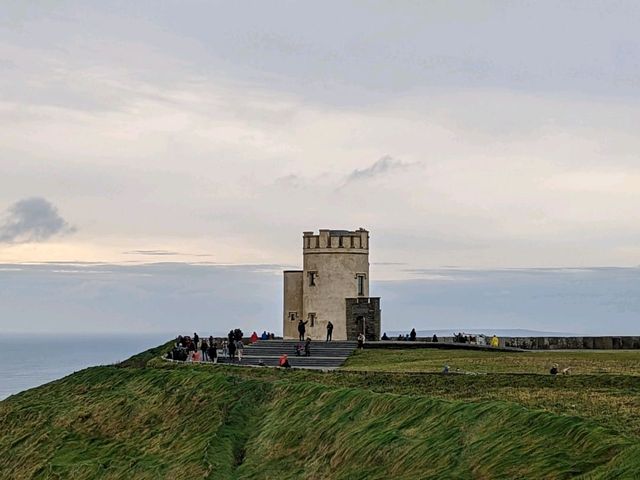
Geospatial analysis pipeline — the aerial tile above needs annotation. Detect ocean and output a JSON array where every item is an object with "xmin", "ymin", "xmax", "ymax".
[{"xmin": 0, "ymin": 333, "xmax": 171, "ymax": 400}]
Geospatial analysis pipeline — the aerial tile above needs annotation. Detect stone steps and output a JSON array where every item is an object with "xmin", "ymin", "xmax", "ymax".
[{"xmin": 217, "ymin": 339, "xmax": 357, "ymax": 370}]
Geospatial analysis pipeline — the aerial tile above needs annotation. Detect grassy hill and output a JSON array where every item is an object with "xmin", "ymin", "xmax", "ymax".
[{"xmin": 1, "ymin": 344, "xmax": 640, "ymax": 479}]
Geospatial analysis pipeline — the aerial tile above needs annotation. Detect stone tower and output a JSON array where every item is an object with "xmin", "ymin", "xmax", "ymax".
[{"xmin": 283, "ymin": 228, "xmax": 381, "ymax": 341}]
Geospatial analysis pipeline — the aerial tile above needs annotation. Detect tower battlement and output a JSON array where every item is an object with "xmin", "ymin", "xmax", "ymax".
[{"xmin": 303, "ymin": 228, "xmax": 369, "ymax": 252}]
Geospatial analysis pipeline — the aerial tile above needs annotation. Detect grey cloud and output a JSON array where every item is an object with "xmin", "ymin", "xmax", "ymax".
[
  {"xmin": 123, "ymin": 250, "xmax": 212, "ymax": 257},
  {"xmin": 0, "ymin": 197, "xmax": 75, "ymax": 244},
  {"xmin": 344, "ymin": 156, "xmax": 413, "ymax": 184}
]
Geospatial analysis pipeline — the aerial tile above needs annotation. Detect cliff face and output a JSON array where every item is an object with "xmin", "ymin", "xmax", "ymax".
[{"xmin": 0, "ymin": 347, "xmax": 638, "ymax": 479}]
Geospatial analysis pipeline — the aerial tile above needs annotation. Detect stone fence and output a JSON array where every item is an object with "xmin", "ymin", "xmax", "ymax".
[
  {"xmin": 408, "ymin": 336, "xmax": 640, "ymax": 350},
  {"xmin": 502, "ymin": 336, "xmax": 640, "ymax": 350}
]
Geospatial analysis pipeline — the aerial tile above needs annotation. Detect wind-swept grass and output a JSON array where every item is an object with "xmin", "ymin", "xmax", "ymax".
[
  {"xmin": 1, "ymin": 365, "xmax": 639, "ymax": 479},
  {"xmin": 2, "ymin": 342, "xmax": 640, "ymax": 478}
]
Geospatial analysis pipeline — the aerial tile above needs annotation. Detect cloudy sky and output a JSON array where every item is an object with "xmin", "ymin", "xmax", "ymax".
[{"xmin": 2, "ymin": 2, "xmax": 640, "ymax": 334}]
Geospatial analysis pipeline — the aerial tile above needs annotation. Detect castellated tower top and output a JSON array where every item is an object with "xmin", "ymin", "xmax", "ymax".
[{"xmin": 302, "ymin": 228, "xmax": 369, "ymax": 253}]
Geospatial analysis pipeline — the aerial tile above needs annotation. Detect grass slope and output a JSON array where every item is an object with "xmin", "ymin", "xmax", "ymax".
[{"xmin": 1, "ymin": 358, "xmax": 639, "ymax": 479}]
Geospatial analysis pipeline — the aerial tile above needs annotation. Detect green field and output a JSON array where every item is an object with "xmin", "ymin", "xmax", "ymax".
[
  {"xmin": 343, "ymin": 348, "xmax": 640, "ymax": 375},
  {"xmin": 1, "ymin": 344, "xmax": 640, "ymax": 479}
]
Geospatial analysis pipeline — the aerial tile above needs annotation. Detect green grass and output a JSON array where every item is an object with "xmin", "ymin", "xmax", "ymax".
[
  {"xmin": 1, "ymin": 343, "xmax": 640, "ymax": 478},
  {"xmin": 343, "ymin": 348, "xmax": 640, "ymax": 375}
]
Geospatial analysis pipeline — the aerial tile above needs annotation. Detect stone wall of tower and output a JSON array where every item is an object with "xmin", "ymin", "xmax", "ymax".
[
  {"xmin": 301, "ymin": 229, "xmax": 370, "ymax": 341},
  {"xmin": 283, "ymin": 270, "xmax": 303, "ymax": 339}
]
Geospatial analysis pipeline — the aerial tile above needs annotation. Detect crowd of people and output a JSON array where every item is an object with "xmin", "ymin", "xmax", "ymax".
[
  {"xmin": 379, "ymin": 330, "xmax": 500, "ymax": 347},
  {"xmin": 167, "ymin": 330, "xmax": 249, "ymax": 363}
]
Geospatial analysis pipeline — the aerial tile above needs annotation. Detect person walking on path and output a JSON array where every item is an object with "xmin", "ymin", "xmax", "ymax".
[
  {"xmin": 298, "ymin": 319, "xmax": 308, "ymax": 341},
  {"xmin": 236, "ymin": 339, "xmax": 244, "ymax": 362},
  {"xmin": 326, "ymin": 321, "xmax": 333, "ymax": 342},
  {"xmin": 357, "ymin": 332, "xmax": 365, "ymax": 350},
  {"xmin": 304, "ymin": 337, "xmax": 312, "ymax": 357}
]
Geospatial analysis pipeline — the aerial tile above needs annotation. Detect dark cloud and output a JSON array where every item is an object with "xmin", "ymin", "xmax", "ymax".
[
  {"xmin": 0, "ymin": 197, "xmax": 75, "ymax": 244},
  {"xmin": 344, "ymin": 155, "xmax": 413, "ymax": 184}
]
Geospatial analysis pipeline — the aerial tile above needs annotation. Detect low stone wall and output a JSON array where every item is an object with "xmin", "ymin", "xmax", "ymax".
[
  {"xmin": 405, "ymin": 336, "xmax": 640, "ymax": 350},
  {"xmin": 502, "ymin": 336, "xmax": 640, "ymax": 350}
]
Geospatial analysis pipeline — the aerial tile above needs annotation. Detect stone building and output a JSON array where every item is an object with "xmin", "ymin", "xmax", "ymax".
[{"xmin": 283, "ymin": 228, "xmax": 381, "ymax": 341}]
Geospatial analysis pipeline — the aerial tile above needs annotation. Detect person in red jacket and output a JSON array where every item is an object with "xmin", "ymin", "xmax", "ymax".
[
  {"xmin": 279, "ymin": 354, "xmax": 291, "ymax": 368},
  {"xmin": 250, "ymin": 331, "xmax": 259, "ymax": 343}
]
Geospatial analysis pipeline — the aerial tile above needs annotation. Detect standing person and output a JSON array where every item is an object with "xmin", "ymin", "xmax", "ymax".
[
  {"xmin": 200, "ymin": 339, "xmax": 209, "ymax": 362},
  {"xmin": 490, "ymin": 335, "xmax": 499, "ymax": 348},
  {"xmin": 410, "ymin": 328, "xmax": 417, "ymax": 341},
  {"xmin": 326, "ymin": 321, "xmax": 334, "ymax": 342},
  {"xmin": 357, "ymin": 332, "xmax": 365, "ymax": 350},
  {"xmin": 209, "ymin": 335, "xmax": 214, "ymax": 348},
  {"xmin": 228, "ymin": 339, "xmax": 236, "ymax": 362},
  {"xmin": 297, "ymin": 319, "xmax": 308, "ymax": 341},
  {"xmin": 222, "ymin": 340, "xmax": 228, "ymax": 361},
  {"xmin": 304, "ymin": 337, "xmax": 312, "ymax": 357},
  {"xmin": 236, "ymin": 339, "xmax": 244, "ymax": 362},
  {"xmin": 193, "ymin": 332, "xmax": 199, "ymax": 349},
  {"xmin": 250, "ymin": 331, "xmax": 259, "ymax": 343},
  {"xmin": 208, "ymin": 342, "xmax": 217, "ymax": 364},
  {"xmin": 432, "ymin": 334, "xmax": 438, "ymax": 343}
]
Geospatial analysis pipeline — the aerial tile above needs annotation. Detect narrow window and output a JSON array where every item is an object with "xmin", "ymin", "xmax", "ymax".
[
  {"xmin": 308, "ymin": 271, "xmax": 317, "ymax": 286},
  {"xmin": 357, "ymin": 274, "xmax": 365, "ymax": 296},
  {"xmin": 308, "ymin": 313, "xmax": 316, "ymax": 327},
  {"xmin": 289, "ymin": 312, "xmax": 297, "ymax": 321}
]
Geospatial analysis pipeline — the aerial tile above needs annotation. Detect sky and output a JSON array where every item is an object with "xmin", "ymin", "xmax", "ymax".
[{"xmin": 1, "ymin": 1, "xmax": 640, "ymax": 334}]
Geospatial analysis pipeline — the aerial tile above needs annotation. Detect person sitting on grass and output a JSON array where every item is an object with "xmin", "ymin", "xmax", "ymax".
[{"xmin": 279, "ymin": 354, "xmax": 291, "ymax": 368}]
